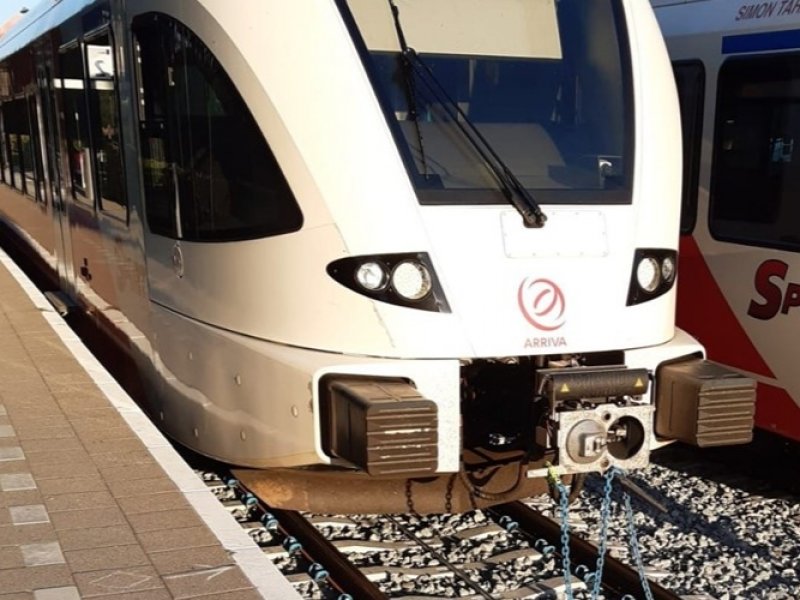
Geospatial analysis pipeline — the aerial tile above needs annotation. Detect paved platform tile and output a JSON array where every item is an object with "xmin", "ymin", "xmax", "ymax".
[
  {"xmin": 29, "ymin": 462, "xmax": 99, "ymax": 481},
  {"xmin": 162, "ymin": 565, "xmax": 253, "ymax": 600},
  {"xmin": 0, "ymin": 447, "xmax": 25, "ymax": 462},
  {"xmin": 117, "ymin": 492, "xmax": 190, "ymax": 516},
  {"xmin": 33, "ymin": 587, "xmax": 81, "ymax": 600},
  {"xmin": 191, "ymin": 590, "xmax": 264, "ymax": 600},
  {"xmin": 44, "ymin": 490, "xmax": 117, "ymax": 513},
  {"xmin": 0, "ymin": 424, "xmax": 14, "ymax": 437},
  {"xmin": 0, "ymin": 523, "xmax": 59, "ymax": 547},
  {"xmin": 0, "ymin": 546, "xmax": 25, "ymax": 569},
  {"xmin": 12, "ymin": 426, "xmax": 75, "ymax": 442},
  {"xmin": 21, "ymin": 542, "xmax": 66, "ymax": 567},
  {"xmin": 106, "ymin": 476, "xmax": 176, "ymax": 499},
  {"xmin": 9, "ymin": 505, "xmax": 49, "ymax": 525},
  {"xmin": 24, "ymin": 449, "xmax": 91, "ymax": 468},
  {"xmin": 50, "ymin": 506, "xmax": 127, "ymax": 532},
  {"xmin": 136, "ymin": 526, "xmax": 219, "ymax": 554},
  {"xmin": 56, "ymin": 524, "xmax": 138, "ymax": 552},
  {"xmin": 36, "ymin": 476, "xmax": 107, "ymax": 496},
  {"xmin": 0, "ymin": 473, "xmax": 36, "ymax": 491},
  {"xmin": 0, "ymin": 490, "xmax": 43, "ymax": 510},
  {"xmin": 128, "ymin": 508, "xmax": 203, "ymax": 534},
  {"xmin": 73, "ymin": 566, "xmax": 163, "ymax": 598},
  {"xmin": 18, "ymin": 438, "xmax": 83, "ymax": 453},
  {"xmin": 0, "ymin": 565, "xmax": 73, "ymax": 595},
  {"xmin": 64, "ymin": 544, "xmax": 149, "ymax": 573},
  {"xmin": 149, "ymin": 544, "xmax": 234, "ymax": 577}
]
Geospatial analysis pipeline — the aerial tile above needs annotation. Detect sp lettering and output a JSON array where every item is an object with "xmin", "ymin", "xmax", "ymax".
[{"xmin": 747, "ymin": 259, "xmax": 800, "ymax": 320}]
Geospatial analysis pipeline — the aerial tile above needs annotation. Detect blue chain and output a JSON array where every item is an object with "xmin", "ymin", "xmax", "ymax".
[
  {"xmin": 591, "ymin": 467, "xmax": 620, "ymax": 599},
  {"xmin": 624, "ymin": 491, "xmax": 656, "ymax": 600},
  {"xmin": 555, "ymin": 476, "xmax": 575, "ymax": 600}
]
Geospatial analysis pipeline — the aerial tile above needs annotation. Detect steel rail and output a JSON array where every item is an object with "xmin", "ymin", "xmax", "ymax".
[{"xmin": 257, "ymin": 507, "xmax": 387, "ymax": 600}]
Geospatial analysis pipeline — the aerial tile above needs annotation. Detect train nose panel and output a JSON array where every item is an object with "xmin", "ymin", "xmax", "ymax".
[{"xmin": 655, "ymin": 359, "xmax": 757, "ymax": 447}]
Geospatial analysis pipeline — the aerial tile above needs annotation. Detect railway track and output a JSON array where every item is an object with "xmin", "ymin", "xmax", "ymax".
[{"xmin": 202, "ymin": 469, "xmax": 681, "ymax": 599}]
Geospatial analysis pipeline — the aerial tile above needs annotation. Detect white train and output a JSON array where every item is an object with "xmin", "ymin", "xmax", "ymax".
[
  {"xmin": 0, "ymin": 0, "xmax": 755, "ymax": 513},
  {"xmin": 653, "ymin": 0, "xmax": 800, "ymax": 444}
]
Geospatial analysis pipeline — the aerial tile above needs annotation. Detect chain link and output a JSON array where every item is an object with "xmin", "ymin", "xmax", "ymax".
[
  {"xmin": 555, "ymin": 477, "xmax": 575, "ymax": 600},
  {"xmin": 624, "ymin": 491, "xmax": 656, "ymax": 600},
  {"xmin": 445, "ymin": 473, "xmax": 456, "ymax": 514},
  {"xmin": 591, "ymin": 467, "xmax": 620, "ymax": 598},
  {"xmin": 405, "ymin": 479, "xmax": 415, "ymax": 514}
]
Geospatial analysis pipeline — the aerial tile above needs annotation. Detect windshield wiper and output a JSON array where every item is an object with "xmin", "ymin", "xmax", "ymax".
[
  {"xmin": 387, "ymin": 0, "xmax": 547, "ymax": 228},
  {"xmin": 389, "ymin": 1, "xmax": 430, "ymax": 179}
]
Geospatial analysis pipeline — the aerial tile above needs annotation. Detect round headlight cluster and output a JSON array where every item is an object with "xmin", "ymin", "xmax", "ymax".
[
  {"xmin": 353, "ymin": 259, "xmax": 433, "ymax": 301},
  {"xmin": 636, "ymin": 255, "xmax": 676, "ymax": 294},
  {"xmin": 328, "ymin": 252, "xmax": 447, "ymax": 313}
]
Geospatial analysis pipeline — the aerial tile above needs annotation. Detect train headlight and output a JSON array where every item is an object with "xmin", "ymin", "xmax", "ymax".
[
  {"xmin": 391, "ymin": 261, "xmax": 432, "ymax": 300},
  {"xmin": 636, "ymin": 257, "xmax": 661, "ymax": 293},
  {"xmin": 327, "ymin": 253, "xmax": 450, "ymax": 313},
  {"xmin": 356, "ymin": 262, "xmax": 387, "ymax": 291},
  {"xmin": 661, "ymin": 256, "xmax": 676, "ymax": 283},
  {"xmin": 626, "ymin": 248, "xmax": 678, "ymax": 306}
]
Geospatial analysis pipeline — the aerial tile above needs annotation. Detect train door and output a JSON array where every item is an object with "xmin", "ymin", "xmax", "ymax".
[{"xmin": 38, "ymin": 56, "xmax": 75, "ymax": 292}]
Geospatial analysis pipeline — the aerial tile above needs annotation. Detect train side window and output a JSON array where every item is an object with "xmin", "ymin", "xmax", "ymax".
[
  {"xmin": 85, "ymin": 31, "xmax": 127, "ymax": 217},
  {"xmin": 26, "ymin": 94, "xmax": 46, "ymax": 203},
  {"xmin": 0, "ymin": 108, "xmax": 8, "ymax": 185},
  {"xmin": 673, "ymin": 61, "xmax": 704, "ymax": 235},
  {"xmin": 58, "ymin": 43, "xmax": 94, "ymax": 207},
  {"xmin": 132, "ymin": 13, "xmax": 303, "ymax": 242},
  {"xmin": 711, "ymin": 53, "xmax": 800, "ymax": 251},
  {"xmin": 2, "ymin": 97, "xmax": 36, "ymax": 197}
]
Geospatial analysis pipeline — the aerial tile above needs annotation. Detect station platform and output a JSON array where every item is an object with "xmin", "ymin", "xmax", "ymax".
[{"xmin": 0, "ymin": 249, "xmax": 300, "ymax": 600}]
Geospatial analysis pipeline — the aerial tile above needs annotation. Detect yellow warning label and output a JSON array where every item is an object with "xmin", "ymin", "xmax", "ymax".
[
  {"xmin": 560, "ymin": 383, "xmax": 570, "ymax": 394},
  {"xmin": 634, "ymin": 378, "xmax": 644, "ymax": 388}
]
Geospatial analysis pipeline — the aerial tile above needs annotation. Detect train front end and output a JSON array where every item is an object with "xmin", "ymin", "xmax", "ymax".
[{"xmin": 205, "ymin": 0, "xmax": 757, "ymax": 512}]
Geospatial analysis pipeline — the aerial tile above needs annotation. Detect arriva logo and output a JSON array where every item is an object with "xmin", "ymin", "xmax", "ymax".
[{"xmin": 517, "ymin": 277, "xmax": 566, "ymax": 331}]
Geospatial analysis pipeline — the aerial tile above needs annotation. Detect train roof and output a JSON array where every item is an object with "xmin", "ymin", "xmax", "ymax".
[{"xmin": 0, "ymin": 0, "xmax": 93, "ymax": 61}]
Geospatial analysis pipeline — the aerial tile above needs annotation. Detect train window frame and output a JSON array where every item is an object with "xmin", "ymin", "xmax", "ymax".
[
  {"xmin": 2, "ymin": 94, "xmax": 38, "ymax": 199},
  {"xmin": 83, "ymin": 26, "xmax": 128, "ymax": 221},
  {"xmin": 0, "ymin": 107, "xmax": 7, "ymax": 185},
  {"xmin": 336, "ymin": 0, "xmax": 635, "ymax": 207},
  {"xmin": 710, "ymin": 52, "xmax": 800, "ymax": 253},
  {"xmin": 57, "ymin": 39, "xmax": 96, "ymax": 209},
  {"xmin": 26, "ymin": 92, "xmax": 46, "ymax": 204},
  {"xmin": 131, "ymin": 12, "xmax": 304, "ymax": 243},
  {"xmin": 673, "ymin": 60, "xmax": 704, "ymax": 235}
]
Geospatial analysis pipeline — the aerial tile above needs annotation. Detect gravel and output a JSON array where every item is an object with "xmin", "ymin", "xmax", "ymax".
[{"xmin": 526, "ymin": 446, "xmax": 800, "ymax": 599}]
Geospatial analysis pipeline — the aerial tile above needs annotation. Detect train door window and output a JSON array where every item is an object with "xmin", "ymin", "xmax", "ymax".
[
  {"xmin": 0, "ymin": 107, "xmax": 7, "ymax": 185},
  {"xmin": 85, "ymin": 31, "xmax": 126, "ymax": 218},
  {"xmin": 132, "ymin": 13, "xmax": 303, "ymax": 242},
  {"xmin": 3, "ymin": 98, "xmax": 29, "ymax": 194},
  {"xmin": 711, "ymin": 53, "xmax": 800, "ymax": 251},
  {"xmin": 26, "ymin": 94, "xmax": 45, "ymax": 203},
  {"xmin": 58, "ymin": 42, "xmax": 94, "ymax": 207},
  {"xmin": 673, "ymin": 61, "xmax": 704, "ymax": 235}
]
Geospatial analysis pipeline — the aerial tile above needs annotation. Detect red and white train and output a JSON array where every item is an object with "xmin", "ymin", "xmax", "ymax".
[
  {"xmin": 654, "ymin": 0, "xmax": 800, "ymax": 443},
  {"xmin": 0, "ymin": 0, "xmax": 755, "ymax": 513}
]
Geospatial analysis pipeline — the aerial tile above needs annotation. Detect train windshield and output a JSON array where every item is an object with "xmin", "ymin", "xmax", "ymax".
[{"xmin": 342, "ymin": 0, "xmax": 632, "ymax": 206}]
